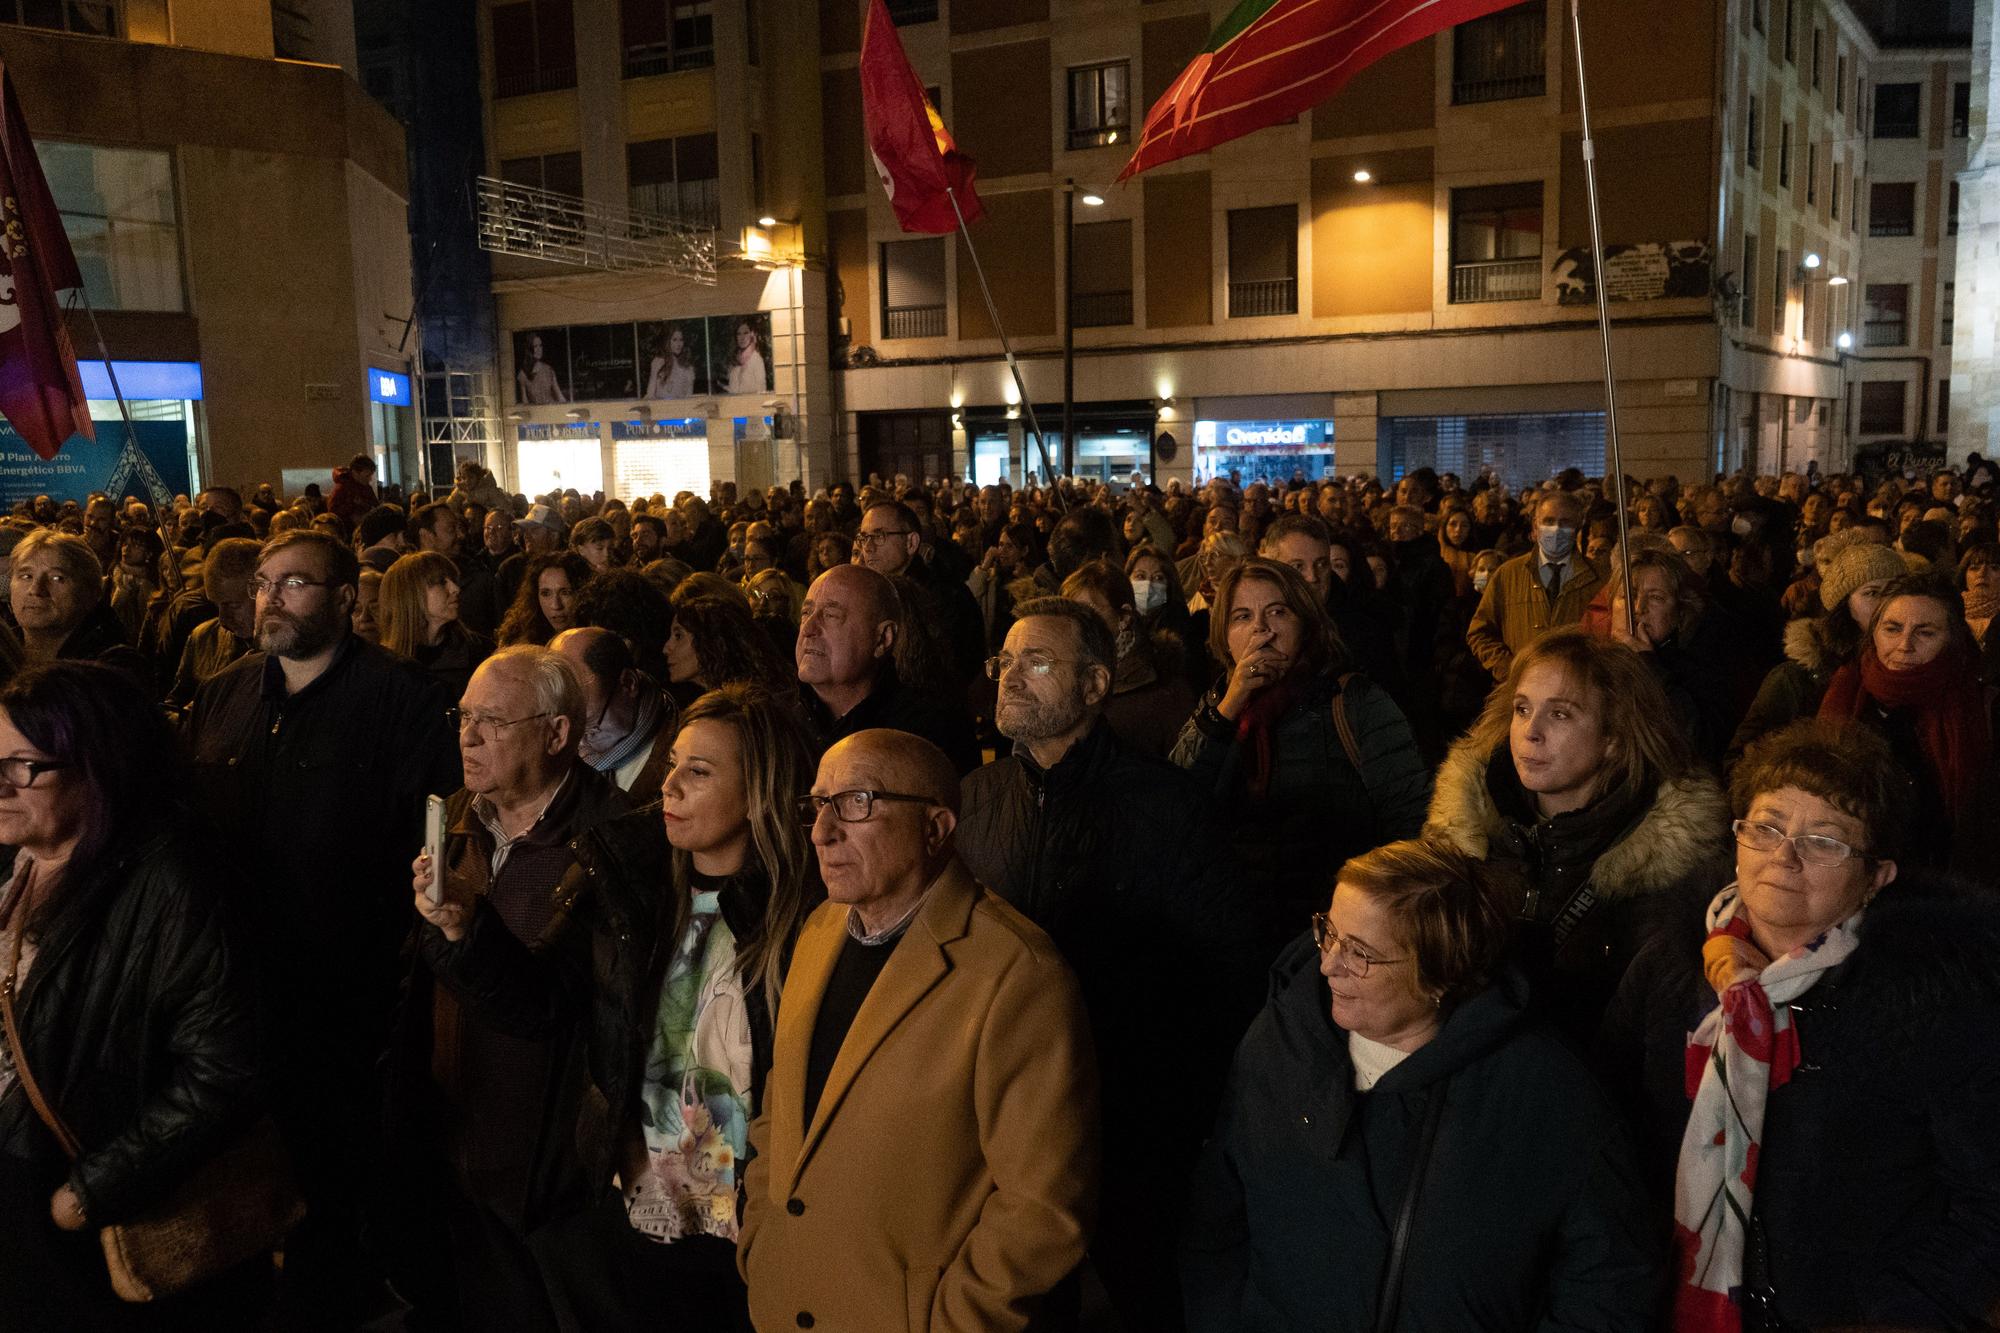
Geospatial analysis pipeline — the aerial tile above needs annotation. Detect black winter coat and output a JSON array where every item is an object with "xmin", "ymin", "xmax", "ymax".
[
  {"xmin": 798, "ymin": 664, "xmax": 981, "ymax": 775},
  {"xmin": 1183, "ymin": 942, "xmax": 1661, "ymax": 1332},
  {"xmin": 1598, "ymin": 892, "xmax": 2000, "ymax": 1330},
  {"xmin": 0, "ymin": 832, "xmax": 260, "ymax": 1223}
]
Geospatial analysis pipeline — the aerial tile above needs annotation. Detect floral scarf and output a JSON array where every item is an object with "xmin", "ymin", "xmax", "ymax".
[
  {"xmin": 624, "ymin": 888, "xmax": 754, "ymax": 1244},
  {"xmin": 1671, "ymin": 884, "xmax": 1863, "ymax": 1332}
]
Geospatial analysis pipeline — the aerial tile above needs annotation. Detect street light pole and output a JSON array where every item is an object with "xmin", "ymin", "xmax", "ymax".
[{"xmin": 1062, "ymin": 178, "xmax": 1075, "ymax": 483}]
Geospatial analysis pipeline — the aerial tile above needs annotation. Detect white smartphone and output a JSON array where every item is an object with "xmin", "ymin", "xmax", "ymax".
[{"xmin": 423, "ymin": 794, "xmax": 447, "ymax": 906}]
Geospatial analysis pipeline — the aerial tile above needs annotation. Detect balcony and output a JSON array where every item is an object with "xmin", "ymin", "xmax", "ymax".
[
  {"xmin": 622, "ymin": 41, "xmax": 712, "ymax": 78},
  {"xmin": 1863, "ymin": 319, "xmax": 1907, "ymax": 347},
  {"xmin": 496, "ymin": 65, "xmax": 576, "ymax": 98},
  {"xmin": 1869, "ymin": 216, "xmax": 1913, "ymax": 238},
  {"xmin": 1227, "ymin": 278, "xmax": 1297, "ymax": 318},
  {"xmin": 884, "ymin": 304, "xmax": 946, "ymax": 339},
  {"xmin": 1451, "ymin": 257, "xmax": 1542, "ymax": 303},
  {"xmin": 1070, "ymin": 290, "xmax": 1133, "ymax": 328}
]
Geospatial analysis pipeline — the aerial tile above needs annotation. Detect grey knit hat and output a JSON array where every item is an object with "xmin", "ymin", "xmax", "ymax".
[{"xmin": 1818, "ymin": 541, "xmax": 1908, "ymax": 612}]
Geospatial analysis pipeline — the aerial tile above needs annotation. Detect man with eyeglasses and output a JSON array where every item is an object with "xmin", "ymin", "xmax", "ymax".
[
  {"xmin": 854, "ymin": 499, "xmax": 985, "ymax": 686},
  {"xmin": 740, "ymin": 728, "xmax": 1097, "ymax": 1333},
  {"xmin": 795, "ymin": 563, "xmax": 981, "ymax": 773},
  {"xmin": 183, "ymin": 529, "xmax": 461, "ymax": 1324},
  {"xmin": 400, "ymin": 644, "xmax": 631, "ymax": 1329},
  {"xmin": 549, "ymin": 626, "xmax": 677, "ymax": 794},
  {"xmin": 955, "ymin": 598, "xmax": 1261, "ymax": 1333}
]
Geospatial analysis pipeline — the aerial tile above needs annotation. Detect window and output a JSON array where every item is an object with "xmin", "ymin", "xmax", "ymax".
[
  {"xmin": 880, "ymin": 238, "xmax": 947, "ymax": 339},
  {"xmin": 1863, "ymin": 283, "xmax": 1908, "ymax": 346},
  {"xmin": 37, "ymin": 141, "xmax": 182, "ymax": 312},
  {"xmin": 1227, "ymin": 206, "xmax": 1299, "ymax": 317},
  {"xmin": 1851, "ymin": 174, "xmax": 1861, "ymax": 231},
  {"xmin": 1746, "ymin": 95, "xmax": 1761, "ymax": 168},
  {"xmin": 620, "ymin": 0, "xmax": 712, "ymax": 78},
  {"xmin": 1954, "ymin": 81, "xmax": 1970, "ymax": 137},
  {"xmin": 1836, "ymin": 54, "xmax": 1846, "ymax": 109},
  {"xmin": 1873, "ymin": 82, "xmax": 1921, "ymax": 137},
  {"xmin": 1778, "ymin": 120, "xmax": 1791, "ymax": 187},
  {"xmin": 745, "ymin": 0, "xmax": 757, "ymax": 64},
  {"xmin": 884, "ymin": 0, "xmax": 937, "ymax": 22},
  {"xmin": 492, "ymin": 0, "xmax": 576, "ymax": 97},
  {"xmin": 1452, "ymin": 1, "xmax": 1546, "ymax": 105},
  {"xmin": 500, "ymin": 151, "xmax": 583, "ymax": 198},
  {"xmin": 1949, "ymin": 180, "xmax": 1960, "ymax": 237},
  {"xmin": 1740, "ymin": 233, "xmax": 1758, "ymax": 326},
  {"xmin": 1069, "ymin": 219, "xmax": 1133, "ymax": 328},
  {"xmin": 1831, "ymin": 160, "xmax": 1842, "ymax": 218},
  {"xmin": 1067, "ymin": 62, "xmax": 1130, "ymax": 150},
  {"xmin": 1782, "ymin": 0, "xmax": 1795, "ymax": 61},
  {"xmin": 1450, "ymin": 182, "xmax": 1542, "ymax": 303},
  {"xmin": 750, "ymin": 133, "xmax": 765, "ymax": 217},
  {"xmin": 1751, "ymin": 0, "xmax": 1763, "ymax": 34},
  {"xmin": 1869, "ymin": 181, "xmax": 1915, "ymax": 237},
  {"xmin": 1938, "ymin": 379, "xmax": 1952, "ymax": 433},
  {"xmin": 1858, "ymin": 381, "xmax": 1906, "ymax": 434},
  {"xmin": 1941, "ymin": 281, "xmax": 1956, "ymax": 346},
  {"xmin": 0, "ymin": 0, "xmax": 115, "ymax": 34},
  {"xmin": 1774, "ymin": 247, "xmax": 1789, "ymax": 333},
  {"xmin": 627, "ymin": 134, "xmax": 719, "ymax": 228},
  {"xmin": 1811, "ymin": 27, "xmax": 1822, "ymax": 87},
  {"xmin": 1805, "ymin": 143, "xmax": 1816, "ymax": 204}
]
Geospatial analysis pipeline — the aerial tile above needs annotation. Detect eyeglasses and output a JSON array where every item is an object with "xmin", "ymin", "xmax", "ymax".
[
  {"xmin": 252, "ymin": 574, "xmax": 336, "ymax": 598},
  {"xmin": 1731, "ymin": 819, "xmax": 1868, "ymax": 867},
  {"xmin": 984, "ymin": 651, "xmax": 1071, "ymax": 681},
  {"xmin": 851, "ymin": 530, "xmax": 913, "ymax": 549},
  {"xmin": 0, "ymin": 757, "xmax": 64, "ymax": 789},
  {"xmin": 1309, "ymin": 913, "xmax": 1406, "ymax": 978},
  {"xmin": 449, "ymin": 708, "xmax": 551, "ymax": 740},
  {"xmin": 797, "ymin": 789, "xmax": 933, "ymax": 825}
]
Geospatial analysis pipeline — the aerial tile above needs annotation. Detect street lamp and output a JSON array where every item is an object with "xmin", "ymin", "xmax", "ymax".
[{"xmin": 1063, "ymin": 178, "xmax": 1106, "ymax": 482}]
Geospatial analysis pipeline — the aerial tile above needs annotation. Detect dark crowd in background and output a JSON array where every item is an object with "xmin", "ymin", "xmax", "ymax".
[{"xmin": 0, "ymin": 445, "xmax": 1996, "ymax": 1331}]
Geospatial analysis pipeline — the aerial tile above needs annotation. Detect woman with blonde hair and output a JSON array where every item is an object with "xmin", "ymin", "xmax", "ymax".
[
  {"xmin": 413, "ymin": 683, "xmax": 819, "ymax": 1330},
  {"xmin": 379, "ymin": 551, "xmax": 492, "ymax": 694},
  {"xmin": 1426, "ymin": 627, "xmax": 1731, "ymax": 1039}
]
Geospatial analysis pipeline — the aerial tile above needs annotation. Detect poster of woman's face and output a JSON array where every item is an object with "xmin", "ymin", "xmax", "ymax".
[
  {"xmin": 569, "ymin": 323, "xmax": 639, "ymax": 401},
  {"xmin": 709, "ymin": 312, "xmax": 773, "ymax": 396},
  {"xmin": 638, "ymin": 319, "xmax": 708, "ymax": 400},
  {"xmin": 513, "ymin": 329, "xmax": 571, "ymax": 406}
]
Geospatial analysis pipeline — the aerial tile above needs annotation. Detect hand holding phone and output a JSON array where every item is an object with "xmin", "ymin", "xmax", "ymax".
[{"xmin": 423, "ymin": 795, "xmax": 447, "ymax": 907}]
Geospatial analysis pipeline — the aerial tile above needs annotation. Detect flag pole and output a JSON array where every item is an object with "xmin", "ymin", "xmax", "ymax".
[
  {"xmin": 945, "ymin": 186, "xmax": 1064, "ymax": 497},
  {"xmin": 1569, "ymin": 0, "xmax": 1635, "ymax": 634},
  {"xmin": 69, "ymin": 289, "xmax": 168, "ymax": 508}
]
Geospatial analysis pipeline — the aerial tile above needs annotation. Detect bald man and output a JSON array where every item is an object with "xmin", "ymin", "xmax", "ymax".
[
  {"xmin": 739, "ymin": 729, "xmax": 1098, "ymax": 1332},
  {"xmin": 795, "ymin": 563, "xmax": 981, "ymax": 773},
  {"xmin": 550, "ymin": 626, "xmax": 677, "ymax": 794}
]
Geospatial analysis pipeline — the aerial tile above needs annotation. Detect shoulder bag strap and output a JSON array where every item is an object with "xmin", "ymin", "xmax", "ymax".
[
  {"xmin": 1331, "ymin": 672, "xmax": 1365, "ymax": 775},
  {"xmin": 2, "ymin": 972, "xmax": 80, "ymax": 1160},
  {"xmin": 1373, "ymin": 1078, "xmax": 1447, "ymax": 1333}
]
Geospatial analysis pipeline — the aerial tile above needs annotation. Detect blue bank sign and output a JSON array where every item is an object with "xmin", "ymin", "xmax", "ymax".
[{"xmin": 369, "ymin": 369, "xmax": 412, "ymax": 406}]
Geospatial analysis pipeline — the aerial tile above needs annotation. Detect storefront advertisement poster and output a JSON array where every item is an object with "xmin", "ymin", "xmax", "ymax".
[
  {"xmin": 0, "ymin": 419, "xmax": 190, "ymax": 505},
  {"xmin": 569, "ymin": 324, "xmax": 639, "ymax": 402},
  {"xmin": 637, "ymin": 320, "xmax": 709, "ymax": 399},
  {"xmin": 514, "ymin": 329, "xmax": 572, "ymax": 405},
  {"xmin": 708, "ymin": 313, "xmax": 773, "ymax": 396}
]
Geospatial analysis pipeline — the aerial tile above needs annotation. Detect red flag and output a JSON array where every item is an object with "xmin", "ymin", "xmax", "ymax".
[
  {"xmin": 858, "ymin": 0, "xmax": 982, "ymax": 234},
  {"xmin": 0, "ymin": 62, "xmax": 90, "ymax": 461},
  {"xmin": 1119, "ymin": 0, "xmax": 1524, "ymax": 180}
]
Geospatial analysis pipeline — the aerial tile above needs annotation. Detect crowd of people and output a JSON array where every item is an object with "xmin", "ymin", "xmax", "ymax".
[{"xmin": 0, "ymin": 445, "xmax": 1997, "ymax": 1331}]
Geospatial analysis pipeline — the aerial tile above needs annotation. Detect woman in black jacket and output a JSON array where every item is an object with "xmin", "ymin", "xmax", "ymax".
[
  {"xmin": 0, "ymin": 663, "xmax": 265, "ymax": 1329},
  {"xmin": 1184, "ymin": 837, "xmax": 1659, "ymax": 1331},
  {"xmin": 1599, "ymin": 719, "xmax": 2000, "ymax": 1329},
  {"xmin": 414, "ymin": 683, "xmax": 818, "ymax": 1330}
]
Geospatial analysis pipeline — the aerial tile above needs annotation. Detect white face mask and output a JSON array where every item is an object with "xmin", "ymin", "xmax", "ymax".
[
  {"xmin": 1130, "ymin": 577, "xmax": 1169, "ymax": 614},
  {"xmin": 1472, "ymin": 571, "xmax": 1491, "ymax": 592}
]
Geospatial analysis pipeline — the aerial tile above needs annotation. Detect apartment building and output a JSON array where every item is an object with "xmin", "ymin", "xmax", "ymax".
[
  {"xmin": 1950, "ymin": 0, "xmax": 1998, "ymax": 462},
  {"xmin": 15, "ymin": 2, "xmax": 415, "ymax": 501}
]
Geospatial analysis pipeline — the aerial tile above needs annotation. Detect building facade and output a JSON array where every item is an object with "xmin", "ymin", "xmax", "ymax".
[{"xmin": 18, "ymin": 1, "xmax": 416, "ymax": 503}]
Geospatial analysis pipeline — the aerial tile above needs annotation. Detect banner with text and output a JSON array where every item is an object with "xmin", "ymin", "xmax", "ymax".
[{"xmin": 0, "ymin": 418, "xmax": 189, "ymax": 505}]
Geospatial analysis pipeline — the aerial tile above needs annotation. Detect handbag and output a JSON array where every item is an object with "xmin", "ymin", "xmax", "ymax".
[
  {"xmin": 1373, "ymin": 1077, "xmax": 1448, "ymax": 1333},
  {"xmin": 0, "ymin": 914, "xmax": 305, "ymax": 1303}
]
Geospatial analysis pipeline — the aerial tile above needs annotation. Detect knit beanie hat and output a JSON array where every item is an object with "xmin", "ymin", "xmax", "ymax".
[{"xmin": 1818, "ymin": 541, "xmax": 1908, "ymax": 611}]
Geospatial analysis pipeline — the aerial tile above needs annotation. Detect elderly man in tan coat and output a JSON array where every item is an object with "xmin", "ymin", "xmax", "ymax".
[{"xmin": 739, "ymin": 728, "xmax": 1098, "ymax": 1332}]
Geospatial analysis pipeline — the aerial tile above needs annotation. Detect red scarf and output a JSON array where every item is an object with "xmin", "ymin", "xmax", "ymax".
[
  {"xmin": 1234, "ymin": 671, "xmax": 1307, "ymax": 799},
  {"xmin": 1818, "ymin": 645, "xmax": 1989, "ymax": 816}
]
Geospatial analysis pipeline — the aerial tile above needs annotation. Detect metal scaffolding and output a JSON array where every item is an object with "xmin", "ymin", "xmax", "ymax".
[{"xmin": 473, "ymin": 175, "xmax": 718, "ymax": 282}]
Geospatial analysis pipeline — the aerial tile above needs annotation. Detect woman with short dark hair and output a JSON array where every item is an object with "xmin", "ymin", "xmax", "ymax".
[{"xmin": 1186, "ymin": 836, "xmax": 1659, "ymax": 1331}]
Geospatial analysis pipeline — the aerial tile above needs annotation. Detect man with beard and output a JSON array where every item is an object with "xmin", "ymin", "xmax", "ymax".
[
  {"xmin": 184, "ymin": 530, "xmax": 460, "ymax": 1324},
  {"xmin": 954, "ymin": 599, "xmax": 1261, "ymax": 1333}
]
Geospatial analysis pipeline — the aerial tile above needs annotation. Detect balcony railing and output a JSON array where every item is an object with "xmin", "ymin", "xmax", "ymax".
[
  {"xmin": 475, "ymin": 175, "xmax": 716, "ymax": 281},
  {"xmin": 1453, "ymin": 72, "xmax": 1546, "ymax": 104},
  {"xmin": 1869, "ymin": 216, "xmax": 1914, "ymax": 238},
  {"xmin": 884, "ymin": 304, "xmax": 947, "ymax": 339},
  {"xmin": 496, "ymin": 65, "xmax": 576, "ymax": 98},
  {"xmin": 1452, "ymin": 6, "xmax": 1546, "ymax": 105},
  {"xmin": 1451, "ymin": 257, "xmax": 1542, "ymax": 303},
  {"xmin": 885, "ymin": 0, "xmax": 938, "ymax": 22},
  {"xmin": 1070, "ymin": 290, "xmax": 1133, "ymax": 328},
  {"xmin": 1227, "ymin": 278, "xmax": 1298, "ymax": 318},
  {"xmin": 622, "ymin": 41, "xmax": 712, "ymax": 78},
  {"xmin": 1873, "ymin": 118, "xmax": 1920, "ymax": 139},
  {"xmin": 3, "ymin": 0, "xmax": 116, "ymax": 35},
  {"xmin": 1863, "ymin": 318, "xmax": 1907, "ymax": 347}
]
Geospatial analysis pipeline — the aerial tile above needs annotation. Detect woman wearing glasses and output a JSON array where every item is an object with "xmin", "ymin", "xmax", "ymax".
[
  {"xmin": 1184, "ymin": 837, "xmax": 1659, "ymax": 1332},
  {"xmin": 1599, "ymin": 719, "xmax": 2000, "ymax": 1330},
  {"xmin": 413, "ymin": 683, "xmax": 817, "ymax": 1331}
]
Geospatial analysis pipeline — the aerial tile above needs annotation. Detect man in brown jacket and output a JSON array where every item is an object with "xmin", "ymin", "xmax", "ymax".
[
  {"xmin": 740, "ymin": 729, "xmax": 1098, "ymax": 1332},
  {"xmin": 1465, "ymin": 489, "xmax": 1604, "ymax": 679}
]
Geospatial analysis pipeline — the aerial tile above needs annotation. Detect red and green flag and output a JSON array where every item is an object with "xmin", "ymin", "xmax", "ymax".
[
  {"xmin": 1119, "ymin": 0, "xmax": 1526, "ymax": 180},
  {"xmin": 858, "ymin": 0, "xmax": 983, "ymax": 234}
]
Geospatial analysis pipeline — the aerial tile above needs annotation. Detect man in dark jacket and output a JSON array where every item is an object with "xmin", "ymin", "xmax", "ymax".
[
  {"xmin": 956, "ymin": 598, "xmax": 1262, "ymax": 1333},
  {"xmin": 855, "ymin": 500, "xmax": 985, "ymax": 687},
  {"xmin": 8, "ymin": 528, "xmax": 146, "ymax": 682},
  {"xmin": 183, "ymin": 530, "xmax": 461, "ymax": 1323},
  {"xmin": 796, "ymin": 563, "xmax": 980, "ymax": 772}
]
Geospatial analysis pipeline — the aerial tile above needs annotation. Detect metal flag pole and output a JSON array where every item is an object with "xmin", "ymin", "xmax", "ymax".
[
  {"xmin": 68, "ymin": 289, "xmax": 172, "ymax": 509},
  {"xmin": 1569, "ymin": 0, "xmax": 1635, "ymax": 634},
  {"xmin": 945, "ymin": 186, "xmax": 1064, "ymax": 498}
]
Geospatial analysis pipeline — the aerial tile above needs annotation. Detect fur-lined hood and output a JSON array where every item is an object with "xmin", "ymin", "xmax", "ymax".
[
  {"xmin": 1782, "ymin": 616, "xmax": 1835, "ymax": 677},
  {"xmin": 1425, "ymin": 733, "xmax": 1731, "ymax": 902}
]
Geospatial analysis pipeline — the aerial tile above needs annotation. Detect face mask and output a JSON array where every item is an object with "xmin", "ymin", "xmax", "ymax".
[
  {"xmin": 1731, "ymin": 515, "xmax": 1755, "ymax": 538},
  {"xmin": 1130, "ymin": 578, "xmax": 1169, "ymax": 614},
  {"xmin": 1472, "ymin": 571, "xmax": 1491, "ymax": 593},
  {"xmin": 1537, "ymin": 524, "xmax": 1576, "ymax": 559}
]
